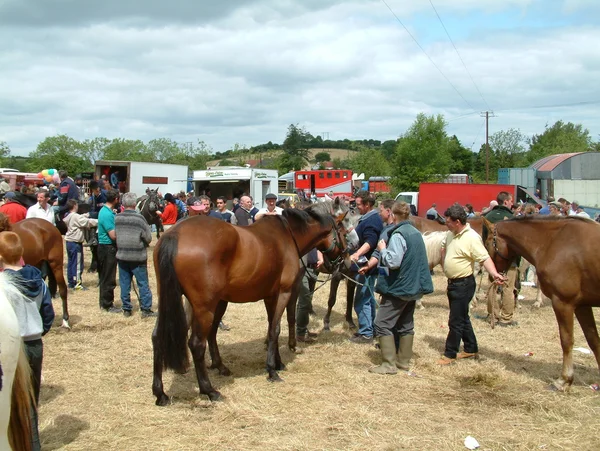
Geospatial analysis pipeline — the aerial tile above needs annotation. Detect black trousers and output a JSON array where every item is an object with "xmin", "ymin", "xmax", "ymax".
[
  {"xmin": 98, "ymin": 244, "xmax": 118, "ymax": 310},
  {"xmin": 25, "ymin": 339, "xmax": 43, "ymax": 451},
  {"xmin": 444, "ymin": 275, "xmax": 478, "ymax": 359}
]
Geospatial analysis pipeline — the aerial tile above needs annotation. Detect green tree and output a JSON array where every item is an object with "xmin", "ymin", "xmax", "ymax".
[
  {"xmin": 277, "ymin": 154, "xmax": 305, "ymax": 174},
  {"xmin": 381, "ymin": 139, "xmax": 398, "ymax": 160},
  {"xmin": 489, "ymin": 128, "xmax": 527, "ymax": 169},
  {"xmin": 525, "ymin": 121, "xmax": 592, "ymax": 164},
  {"xmin": 0, "ymin": 141, "xmax": 11, "ymax": 166},
  {"xmin": 81, "ymin": 137, "xmax": 111, "ymax": 164},
  {"xmin": 27, "ymin": 135, "xmax": 92, "ymax": 175},
  {"xmin": 146, "ymin": 138, "xmax": 182, "ymax": 163},
  {"xmin": 472, "ymin": 144, "xmax": 498, "ymax": 183},
  {"xmin": 391, "ymin": 114, "xmax": 452, "ymax": 191},
  {"xmin": 314, "ymin": 151, "xmax": 331, "ymax": 163},
  {"xmin": 347, "ymin": 145, "xmax": 391, "ymax": 179},
  {"xmin": 447, "ymin": 135, "xmax": 474, "ymax": 174},
  {"xmin": 282, "ymin": 124, "xmax": 311, "ymax": 168},
  {"xmin": 103, "ymin": 139, "xmax": 152, "ymax": 162}
]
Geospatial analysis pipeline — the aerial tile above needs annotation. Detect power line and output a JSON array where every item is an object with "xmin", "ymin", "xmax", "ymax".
[
  {"xmin": 428, "ymin": 0, "xmax": 491, "ymax": 111},
  {"xmin": 380, "ymin": 0, "xmax": 476, "ymax": 112},
  {"xmin": 495, "ymin": 99, "xmax": 600, "ymax": 112},
  {"xmin": 470, "ymin": 119, "xmax": 486, "ymax": 151}
]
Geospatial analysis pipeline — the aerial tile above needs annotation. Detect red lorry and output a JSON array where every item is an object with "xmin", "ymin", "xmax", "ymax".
[{"xmin": 395, "ymin": 183, "xmax": 519, "ymax": 216}]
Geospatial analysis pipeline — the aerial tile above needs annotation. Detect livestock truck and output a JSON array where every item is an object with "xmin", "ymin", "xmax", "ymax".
[{"xmin": 395, "ymin": 183, "xmax": 529, "ymax": 216}]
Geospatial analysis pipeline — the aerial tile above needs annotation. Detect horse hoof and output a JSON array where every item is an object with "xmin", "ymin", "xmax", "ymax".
[
  {"xmin": 208, "ymin": 391, "xmax": 223, "ymax": 402},
  {"xmin": 347, "ymin": 322, "xmax": 357, "ymax": 330},
  {"xmin": 268, "ymin": 373, "xmax": 283, "ymax": 383},
  {"xmin": 276, "ymin": 362, "xmax": 286, "ymax": 371},
  {"xmin": 155, "ymin": 394, "xmax": 170, "ymax": 406},
  {"xmin": 219, "ymin": 367, "xmax": 232, "ymax": 377},
  {"xmin": 323, "ymin": 323, "xmax": 331, "ymax": 332},
  {"xmin": 62, "ymin": 319, "xmax": 71, "ymax": 329}
]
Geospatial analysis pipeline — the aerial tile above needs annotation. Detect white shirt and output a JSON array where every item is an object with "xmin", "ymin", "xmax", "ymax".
[
  {"xmin": 26, "ymin": 203, "xmax": 55, "ymax": 225},
  {"xmin": 256, "ymin": 206, "xmax": 283, "ymax": 219}
]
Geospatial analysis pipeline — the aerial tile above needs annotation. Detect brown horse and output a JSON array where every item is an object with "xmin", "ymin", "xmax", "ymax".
[
  {"xmin": 483, "ymin": 215, "xmax": 600, "ymax": 391},
  {"xmin": 152, "ymin": 203, "xmax": 351, "ymax": 404},
  {"xmin": 411, "ymin": 215, "xmax": 484, "ymax": 236},
  {"xmin": 8, "ymin": 218, "xmax": 70, "ymax": 328}
]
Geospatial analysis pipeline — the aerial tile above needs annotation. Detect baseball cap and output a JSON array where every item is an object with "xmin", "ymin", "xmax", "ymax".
[
  {"xmin": 190, "ymin": 200, "xmax": 208, "ymax": 212},
  {"xmin": 4, "ymin": 191, "xmax": 15, "ymax": 199}
]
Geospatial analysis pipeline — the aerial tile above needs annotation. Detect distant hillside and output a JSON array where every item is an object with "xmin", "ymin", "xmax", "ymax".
[{"xmin": 206, "ymin": 148, "xmax": 354, "ymax": 169}]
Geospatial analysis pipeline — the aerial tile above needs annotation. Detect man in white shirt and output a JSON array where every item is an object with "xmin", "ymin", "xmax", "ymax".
[
  {"xmin": 26, "ymin": 191, "xmax": 55, "ymax": 225},
  {"xmin": 255, "ymin": 193, "xmax": 283, "ymax": 220}
]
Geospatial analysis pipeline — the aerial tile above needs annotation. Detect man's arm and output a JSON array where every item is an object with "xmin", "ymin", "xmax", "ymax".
[{"xmin": 482, "ymin": 258, "xmax": 506, "ymax": 284}]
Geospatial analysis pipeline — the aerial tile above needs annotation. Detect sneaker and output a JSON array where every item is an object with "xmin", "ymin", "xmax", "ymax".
[
  {"xmin": 437, "ymin": 356, "xmax": 456, "ymax": 365},
  {"xmin": 141, "ymin": 309, "xmax": 158, "ymax": 318},
  {"xmin": 102, "ymin": 306, "xmax": 123, "ymax": 314},
  {"xmin": 218, "ymin": 321, "xmax": 231, "ymax": 331},
  {"xmin": 74, "ymin": 284, "xmax": 88, "ymax": 291},
  {"xmin": 497, "ymin": 320, "xmax": 519, "ymax": 327},
  {"xmin": 457, "ymin": 352, "xmax": 479, "ymax": 360},
  {"xmin": 123, "ymin": 310, "xmax": 132, "ymax": 318},
  {"xmin": 348, "ymin": 334, "xmax": 373, "ymax": 344}
]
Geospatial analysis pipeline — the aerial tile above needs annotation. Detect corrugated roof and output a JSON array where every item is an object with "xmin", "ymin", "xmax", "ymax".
[{"xmin": 529, "ymin": 152, "xmax": 585, "ymax": 171}]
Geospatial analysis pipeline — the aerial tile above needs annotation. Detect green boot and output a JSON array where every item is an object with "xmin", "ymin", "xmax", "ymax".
[
  {"xmin": 369, "ymin": 335, "xmax": 398, "ymax": 375},
  {"xmin": 396, "ymin": 334, "xmax": 414, "ymax": 371}
]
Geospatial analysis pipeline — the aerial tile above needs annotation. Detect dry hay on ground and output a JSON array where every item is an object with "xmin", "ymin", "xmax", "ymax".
[{"xmin": 39, "ymin": 245, "xmax": 600, "ymax": 451}]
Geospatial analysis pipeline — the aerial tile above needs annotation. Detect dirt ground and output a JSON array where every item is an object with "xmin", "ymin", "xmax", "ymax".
[{"xmin": 38, "ymin": 244, "xmax": 600, "ymax": 451}]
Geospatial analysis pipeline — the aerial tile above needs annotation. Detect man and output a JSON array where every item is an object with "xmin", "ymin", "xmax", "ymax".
[
  {"xmin": 575, "ymin": 205, "xmax": 591, "ymax": 218},
  {"xmin": 0, "ymin": 192, "xmax": 27, "ymax": 223},
  {"xmin": 570, "ymin": 200, "xmax": 581, "ymax": 216},
  {"xmin": 189, "ymin": 195, "xmax": 223, "ymax": 219},
  {"xmin": 484, "ymin": 191, "xmax": 518, "ymax": 327},
  {"xmin": 549, "ymin": 201, "xmax": 562, "ymax": 216},
  {"xmin": 87, "ymin": 180, "xmax": 107, "ymax": 273},
  {"xmin": 426, "ymin": 203, "xmax": 438, "ymax": 220},
  {"xmin": 255, "ymin": 193, "xmax": 283, "ymax": 220},
  {"xmin": 215, "ymin": 196, "xmax": 237, "ymax": 224},
  {"xmin": 26, "ymin": 191, "xmax": 55, "ymax": 224},
  {"xmin": 439, "ymin": 205, "xmax": 506, "ymax": 364},
  {"xmin": 348, "ymin": 191, "xmax": 383, "ymax": 344},
  {"xmin": 110, "ymin": 170, "xmax": 120, "ymax": 190},
  {"xmin": 234, "ymin": 195, "xmax": 254, "ymax": 226},
  {"xmin": 115, "ymin": 192, "xmax": 156, "ymax": 318},
  {"xmin": 538, "ymin": 196, "xmax": 554, "ymax": 215},
  {"xmin": 0, "ymin": 176, "xmax": 10, "ymax": 193},
  {"xmin": 74, "ymin": 175, "xmax": 87, "ymax": 202},
  {"xmin": 97, "ymin": 189, "xmax": 121, "ymax": 313},
  {"xmin": 249, "ymin": 196, "xmax": 259, "ymax": 221},
  {"xmin": 367, "ymin": 201, "xmax": 433, "ymax": 374},
  {"xmin": 55, "ymin": 170, "xmax": 80, "ymax": 218}
]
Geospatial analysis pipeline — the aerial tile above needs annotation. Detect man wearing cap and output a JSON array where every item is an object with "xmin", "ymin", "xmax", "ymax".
[
  {"xmin": 255, "ymin": 193, "xmax": 283, "ymax": 220},
  {"xmin": 26, "ymin": 191, "xmax": 55, "ymax": 224},
  {"xmin": 549, "ymin": 201, "xmax": 562, "ymax": 216},
  {"xmin": 189, "ymin": 195, "xmax": 222, "ymax": 219},
  {"xmin": 0, "ymin": 192, "xmax": 27, "ymax": 223},
  {"xmin": 538, "ymin": 196, "xmax": 555, "ymax": 215}
]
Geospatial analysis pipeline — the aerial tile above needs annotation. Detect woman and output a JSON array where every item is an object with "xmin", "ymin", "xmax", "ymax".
[{"xmin": 159, "ymin": 193, "xmax": 178, "ymax": 230}]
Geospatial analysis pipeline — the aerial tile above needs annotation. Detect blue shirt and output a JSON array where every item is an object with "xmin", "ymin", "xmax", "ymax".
[{"xmin": 98, "ymin": 205, "xmax": 116, "ymax": 244}]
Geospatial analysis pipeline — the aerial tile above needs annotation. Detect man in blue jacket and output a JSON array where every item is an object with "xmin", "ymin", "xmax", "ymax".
[{"xmin": 348, "ymin": 191, "xmax": 383, "ymax": 344}]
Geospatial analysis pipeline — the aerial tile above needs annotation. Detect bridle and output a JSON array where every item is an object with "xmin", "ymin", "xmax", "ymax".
[{"xmin": 492, "ymin": 227, "xmax": 511, "ymax": 262}]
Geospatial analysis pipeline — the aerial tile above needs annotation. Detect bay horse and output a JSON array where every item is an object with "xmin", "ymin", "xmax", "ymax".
[
  {"xmin": 0, "ymin": 215, "xmax": 70, "ymax": 328},
  {"xmin": 137, "ymin": 188, "xmax": 162, "ymax": 239},
  {"xmin": 411, "ymin": 215, "xmax": 484, "ymax": 236},
  {"xmin": 0, "ymin": 271, "xmax": 34, "ymax": 451},
  {"xmin": 483, "ymin": 215, "xmax": 600, "ymax": 391},
  {"xmin": 152, "ymin": 202, "xmax": 351, "ymax": 404}
]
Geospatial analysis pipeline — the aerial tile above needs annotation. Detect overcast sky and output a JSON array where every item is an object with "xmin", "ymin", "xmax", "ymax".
[{"xmin": 1, "ymin": 0, "xmax": 599, "ymax": 156}]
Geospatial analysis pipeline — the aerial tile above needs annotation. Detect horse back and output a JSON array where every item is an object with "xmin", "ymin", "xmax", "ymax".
[{"xmin": 12, "ymin": 218, "xmax": 62, "ymax": 267}]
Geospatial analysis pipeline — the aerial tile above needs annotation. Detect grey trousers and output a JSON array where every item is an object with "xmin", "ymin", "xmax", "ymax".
[{"xmin": 374, "ymin": 294, "xmax": 417, "ymax": 337}]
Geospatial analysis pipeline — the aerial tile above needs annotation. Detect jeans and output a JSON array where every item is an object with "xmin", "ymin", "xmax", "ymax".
[
  {"xmin": 296, "ymin": 267, "xmax": 318, "ymax": 335},
  {"xmin": 444, "ymin": 275, "xmax": 478, "ymax": 359},
  {"xmin": 25, "ymin": 339, "xmax": 43, "ymax": 451},
  {"xmin": 118, "ymin": 260, "xmax": 153, "ymax": 311},
  {"xmin": 98, "ymin": 243, "xmax": 118, "ymax": 310},
  {"xmin": 66, "ymin": 241, "xmax": 84, "ymax": 288},
  {"xmin": 353, "ymin": 273, "xmax": 376, "ymax": 337}
]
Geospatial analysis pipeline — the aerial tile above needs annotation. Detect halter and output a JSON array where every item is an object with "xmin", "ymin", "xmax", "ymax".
[{"xmin": 492, "ymin": 227, "xmax": 511, "ymax": 262}]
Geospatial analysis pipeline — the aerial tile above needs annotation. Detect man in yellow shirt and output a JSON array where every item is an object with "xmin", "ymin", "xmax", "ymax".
[{"xmin": 439, "ymin": 205, "xmax": 506, "ymax": 364}]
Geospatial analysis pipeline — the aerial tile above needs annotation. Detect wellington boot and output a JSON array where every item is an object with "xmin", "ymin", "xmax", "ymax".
[
  {"xmin": 396, "ymin": 334, "xmax": 414, "ymax": 371},
  {"xmin": 369, "ymin": 336, "xmax": 398, "ymax": 375}
]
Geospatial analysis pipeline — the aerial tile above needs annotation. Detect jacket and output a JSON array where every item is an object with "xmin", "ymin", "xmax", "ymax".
[{"xmin": 64, "ymin": 212, "xmax": 98, "ymax": 243}]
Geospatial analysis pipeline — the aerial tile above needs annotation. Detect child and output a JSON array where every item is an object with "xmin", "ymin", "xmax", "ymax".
[
  {"xmin": 64, "ymin": 199, "xmax": 98, "ymax": 290},
  {"xmin": 0, "ymin": 231, "xmax": 54, "ymax": 451}
]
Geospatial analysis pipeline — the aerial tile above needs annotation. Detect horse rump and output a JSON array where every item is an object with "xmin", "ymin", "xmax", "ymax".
[
  {"xmin": 154, "ymin": 231, "xmax": 189, "ymax": 373},
  {"xmin": 9, "ymin": 346, "xmax": 34, "ymax": 451}
]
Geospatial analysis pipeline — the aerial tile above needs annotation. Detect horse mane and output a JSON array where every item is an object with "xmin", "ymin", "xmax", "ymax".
[
  {"xmin": 281, "ymin": 206, "xmax": 330, "ymax": 232},
  {"xmin": 0, "ymin": 212, "xmax": 12, "ymax": 232},
  {"xmin": 508, "ymin": 215, "xmax": 598, "ymax": 224}
]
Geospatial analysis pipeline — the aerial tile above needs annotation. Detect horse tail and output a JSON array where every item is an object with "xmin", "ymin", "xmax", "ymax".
[
  {"xmin": 155, "ymin": 231, "xmax": 189, "ymax": 373},
  {"xmin": 8, "ymin": 345, "xmax": 34, "ymax": 451}
]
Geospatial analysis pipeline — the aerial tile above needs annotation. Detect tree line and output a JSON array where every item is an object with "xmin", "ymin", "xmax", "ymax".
[{"xmin": 1, "ymin": 115, "xmax": 598, "ymax": 192}]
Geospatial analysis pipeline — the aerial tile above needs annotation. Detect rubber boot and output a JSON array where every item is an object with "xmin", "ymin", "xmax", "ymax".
[
  {"xmin": 396, "ymin": 334, "xmax": 414, "ymax": 371},
  {"xmin": 369, "ymin": 335, "xmax": 398, "ymax": 375}
]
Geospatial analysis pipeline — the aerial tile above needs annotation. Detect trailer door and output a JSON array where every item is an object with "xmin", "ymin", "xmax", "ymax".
[{"xmin": 252, "ymin": 179, "xmax": 272, "ymax": 208}]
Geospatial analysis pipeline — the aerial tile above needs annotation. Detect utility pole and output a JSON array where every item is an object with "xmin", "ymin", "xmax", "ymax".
[{"xmin": 480, "ymin": 111, "xmax": 495, "ymax": 183}]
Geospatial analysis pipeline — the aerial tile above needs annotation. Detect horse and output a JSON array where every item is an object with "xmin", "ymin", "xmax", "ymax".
[
  {"xmin": 137, "ymin": 188, "xmax": 162, "ymax": 239},
  {"xmin": 422, "ymin": 231, "xmax": 446, "ymax": 271},
  {"xmin": 0, "ymin": 271, "xmax": 34, "ymax": 451},
  {"xmin": 411, "ymin": 215, "xmax": 484, "ymax": 236},
  {"xmin": 0, "ymin": 215, "xmax": 70, "ymax": 328},
  {"xmin": 152, "ymin": 200, "xmax": 352, "ymax": 404},
  {"xmin": 482, "ymin": 215, "xmax": 600, "ymax": 391}
]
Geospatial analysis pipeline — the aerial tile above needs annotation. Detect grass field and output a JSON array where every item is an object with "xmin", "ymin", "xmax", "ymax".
[{"xmin": 37, "ymin": 243, "xmax": 600, "ymax": 451}]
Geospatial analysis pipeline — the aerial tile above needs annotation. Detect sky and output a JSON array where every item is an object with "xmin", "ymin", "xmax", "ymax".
[{"xmin": 1, "ymin": 0, "xmax": 599, "ymax": 157}]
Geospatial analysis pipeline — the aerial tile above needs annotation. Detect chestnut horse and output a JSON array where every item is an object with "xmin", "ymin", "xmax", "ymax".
[
  {"xmin": 411, "ymin": 215, "xmax": 484, "ymax": 236},
  {"xmin": 152, "ymin": 203, "xmax": 351, "ymax": 404},
  {"xmin": 0, "ymin": 216, "xmax": 70, "ymax": 328},
  {"xmin": 483, "ymin": 215, "xmax": 600, "ymax": 391}
]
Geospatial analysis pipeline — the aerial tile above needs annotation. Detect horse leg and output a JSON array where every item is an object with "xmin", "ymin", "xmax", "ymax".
[
  {"xmin": 208, "ymin": 301, "xmax": 231, "ymax": 376},
  {"xmin": 345, "ymin": 277, "xmax": 357, "ymax": 329},
  {"xmin": 265, "ymin": 293, "xmax": 290, "ymax": 381},
  {"xmin": 323, "ymin": 273, "xmax": 341, "ymax": 331},
  {"xmin": 151, "ymin": 320, "xmax": 170, "ymax": 406},
  {"xmin": 49, "ymin": 259, "xmax": 70, "ymax": 329},
  {"xmin": 574, "ymin": 305, "xmax": 600, "ymax": 379},
  {"xmin": 189, "ymin": 316, "xmax": 222, "ymax": 401},
  {"xmin": 286, "ymin": 278, "xmax": 301, "ymax": 353},
  {"xmin": 551, "ymin": 299, "xmax": 575, "ymax": 391},
  {"xmin": 532, "ymin": 273, "xmax": 544, "ymax": 308},
  {"xmin": 155, "ymin": 218, "xmax": 161, "ymax": 239}
]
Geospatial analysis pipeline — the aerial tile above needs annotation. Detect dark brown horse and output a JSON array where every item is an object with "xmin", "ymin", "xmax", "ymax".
[
  {"xmin": 483, "ymin": 215, "xmax": 600, "ymax": 391},
  {"xmin": 137, "ymin": 188, "xmax": 162, "ymax": 239},
  {"xmin": 0, "ymin": 216, "xmax": 70, "ymax": 328},
  {"xmin": 152, "ymin": 203, "xmax": 351, "ymax": 404}
]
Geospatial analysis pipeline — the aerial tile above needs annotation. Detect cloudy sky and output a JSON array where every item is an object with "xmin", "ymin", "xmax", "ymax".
[{"xmin": 1, "ymin": 0, "xmax": 599, "ymax": 156}]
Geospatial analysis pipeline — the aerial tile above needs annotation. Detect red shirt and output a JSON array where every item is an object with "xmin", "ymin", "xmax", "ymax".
[
  {"xmin": 0, "ymin": 202, "xmax": 27, "ymax": 224},
  {"xmin": 161, "ymin": 203, "xmax": 178, "ymax": 225}
]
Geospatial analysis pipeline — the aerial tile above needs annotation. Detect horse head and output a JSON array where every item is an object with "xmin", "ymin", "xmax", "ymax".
[
  {"xmin": 482, "ymin": 217, "xmax": 516, "ymax": 274},
  {"xmin": 311, "ymin": 198, "xmax": 353, "ymax": 273},
  {"xmin": 145, "ymin": 189, "xmax": 159, "ymax": 214}
]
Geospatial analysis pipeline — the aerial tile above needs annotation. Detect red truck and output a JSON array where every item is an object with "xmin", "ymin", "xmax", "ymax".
[{"xmin": 395, "ymin": 183, "xmax": 518, "ymax": 216}]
